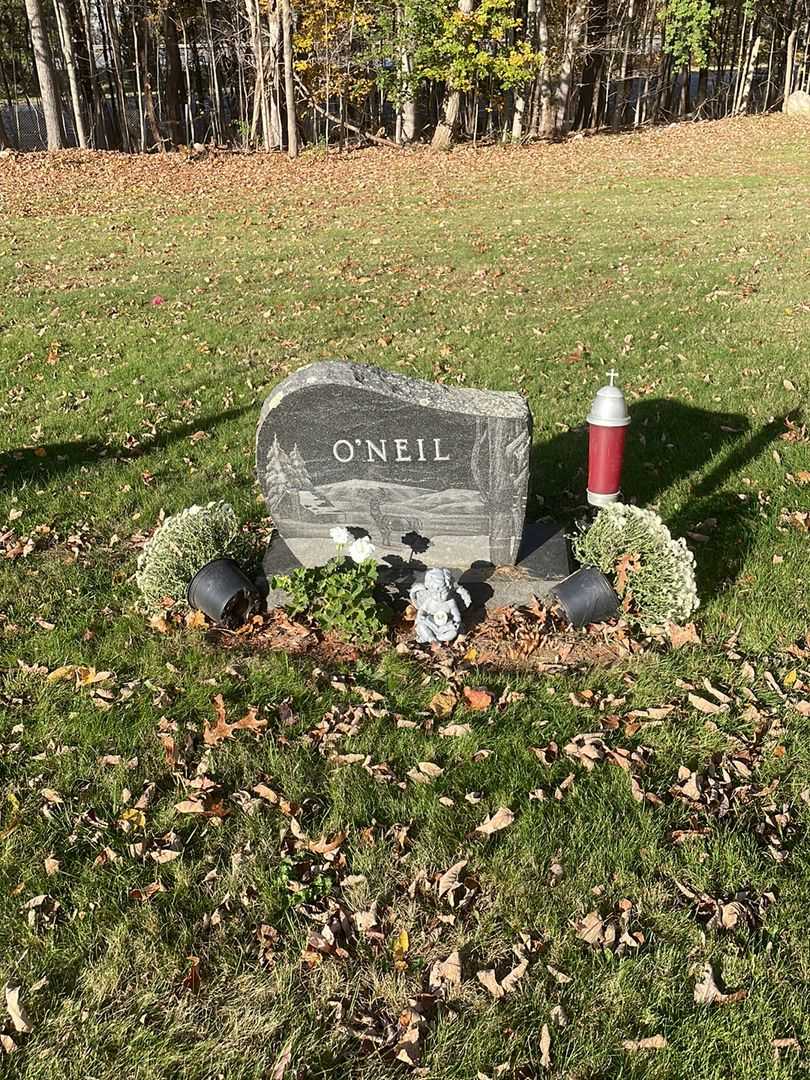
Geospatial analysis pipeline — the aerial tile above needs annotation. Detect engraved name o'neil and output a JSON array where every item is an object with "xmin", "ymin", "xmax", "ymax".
[{"xmin": 332, "ymin": 438, "xmax": 450, "ymax": 464}]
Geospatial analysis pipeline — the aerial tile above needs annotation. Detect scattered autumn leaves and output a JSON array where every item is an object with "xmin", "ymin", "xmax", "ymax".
[{"xmin": 5, "ymin": 626, "xmax": 810, "ymax": 1067}]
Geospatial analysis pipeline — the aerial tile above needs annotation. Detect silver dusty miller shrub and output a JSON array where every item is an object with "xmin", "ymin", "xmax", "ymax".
[
  {"xmin": 573, "ymin": 503, "xmax": 699, "ymax": 630},
  {"xmin": 136, "ymin": 501, "xmax": 242, "ymax": 610}
]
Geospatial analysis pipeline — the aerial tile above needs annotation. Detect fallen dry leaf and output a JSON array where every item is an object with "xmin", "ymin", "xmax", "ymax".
[
  {"xmin": 622, "ymin": 1035, "xmax": 667, "ymax": 1051},
  {"xmin": 539, "ymin": 1023, "xmax": 552, "ymax": 1068},
  {"xmin": 438, "ymin": 722, "xmax": 472, "ymax": 737},
  {"xmin": 475, "ymin": 807, "xmax": 514, "ymax": 835},
  {"xmin": 129, "ymin": 880, "xmax": 166, "ymax": 902},
  {"xmin": 772, "ymin": 1038, "xmax": 800, "ymax": 1059},
  {"xmin": 184, "ymin": 608, "xmax": 209, "ymax": 630},
  {"xmin": 429, "ymin": 949, "xmax": 462, "ymax": 991},
  {"xmin": 45, "ymin": 665, "xmax": 75, "ymax": 683},
  {"xmin": 181, "ymin": 956, "xmax": 201, "ymax": 994},
  {"xmin": 688, "ymin": 693, "xmax": 726, "ymax": 715},
  {"xmin": 429, "ymin": 688, "xmax": 458, "ymax": 717},
  {"xmin": 203, "ymin": 694, "xmax": 266, "ymax": 746},
  {"xmin": 407, "ymin": 761, "xmax": 444, "ymax": 784},
  {"xmin": 4, "ymin": 986, "xmax": 31, "ymax": 1034},
  {"xmin": 531, "ymin": 741, "xmax": 559, "ymax": 765},
  {"xmin": 574, "ymin": 900, "xmax": 644, "ymax": 956},
  {"xmin": 477, "ymin": 956, "xmax": 528, "ymax": 999},
  {"xmin": 674, "ymin": 881, "xmax": 775, "ymax": 932},
  {"xmin": 393, "ymin": 928, "xmax": 410, "ymax": 971},
  {"xmin": 437, "ymin": 859, "xmax": 467, "ymax": 899},
  {"xmin": 667, "ymin": 622, "xmax": 701, "ymax": 648},
  {"xmin": 204, "ymin": 694, "xmax": 232, "ymax": 745},
  {"xmin": 270, "ymin": 1041, "xmax": 293, "ymax": 1079},
  {"xmin": 463, "ymin": 686, "xmax": 494, "ymax": 711},
  {"xmin": 693, "ymin": 962, "xmax": 747, "ymax": 1006},
  {"xmin": 550, "ymin": 1004, "xmax": 568, "ymax": 1026},
  {"xmin": 563, "ymin": 732, "xmax": 607, "ymax": 771},
  {"xmin": 308, "ymin": 831, "xmax": 346, "ymax": 855}
]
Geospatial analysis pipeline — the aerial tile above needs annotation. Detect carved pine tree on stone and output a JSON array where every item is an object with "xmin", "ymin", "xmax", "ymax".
[
  {"xmin": 288, "ymin": 444, "xmax": 312, "ymax": 489},
  {"xmin": 264, "ymin": 435, "xmax": 293, "ymax": 510}
]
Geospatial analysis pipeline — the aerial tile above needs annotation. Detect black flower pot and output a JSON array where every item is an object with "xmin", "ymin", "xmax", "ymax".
[
  {"xmin": 186, "ymin": 558, "xmax": 261, "ymax": 627},
  {"xmin": 550, "ymin": 566, "xmax": 619, "ymax": 628}
]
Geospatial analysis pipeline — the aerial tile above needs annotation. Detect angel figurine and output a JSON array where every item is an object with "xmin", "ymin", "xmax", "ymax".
[{"xmin": 409, "ymin": 568, "xmax": 472, "ymax": 644}]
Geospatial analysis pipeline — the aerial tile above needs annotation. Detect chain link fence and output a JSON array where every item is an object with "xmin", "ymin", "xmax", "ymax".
[{"xmin": 2, "ymin": 96, "xmax": 227, "ymax": 150}]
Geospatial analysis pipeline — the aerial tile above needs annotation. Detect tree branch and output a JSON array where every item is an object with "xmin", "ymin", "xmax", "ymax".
[{"xmin": 293, "ymin": 74, "xmax": 405, "ymax": 150}]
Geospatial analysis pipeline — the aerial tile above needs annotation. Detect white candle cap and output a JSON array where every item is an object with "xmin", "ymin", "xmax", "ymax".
[{"xmin": 587, "ymin": 371, "xmax": 630, "ymax": 427}]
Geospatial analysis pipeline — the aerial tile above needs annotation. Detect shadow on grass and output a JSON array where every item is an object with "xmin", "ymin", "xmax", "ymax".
[
  {"xmin": 0, "ymin": 405, "xmax": 253, "ymax": 491},
  {"xmin": 533, "ymin": 399, "xmax": 787, "ymax": 603}
]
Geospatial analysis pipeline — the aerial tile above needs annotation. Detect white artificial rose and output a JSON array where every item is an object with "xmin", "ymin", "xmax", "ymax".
[
  {"xmin": 348, "ymin": 536, "xmax": 376, "ymax": 564},
  {"xmin": 330, "ymin": 526, "xmax": 351, "ymax": 547}
]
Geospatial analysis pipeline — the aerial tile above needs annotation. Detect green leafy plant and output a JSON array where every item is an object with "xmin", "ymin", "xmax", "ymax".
[
  {"xmin": 660, "ymin": 0, "xmax": 712, "ymax": 69},
  {"xmin": 573, "ymin": 503, "xmax": 699, "ymax": 630},
  {"xmin": 136, "ymin": 501, "xmax": 243, "ymax": 610},
  {"xmin": 272, "ymin": 528, "xmax": 389, "ymax": 645},
  {"xmin": 412, "ymin": 0, "xmax": 543, "ymax": 93}
]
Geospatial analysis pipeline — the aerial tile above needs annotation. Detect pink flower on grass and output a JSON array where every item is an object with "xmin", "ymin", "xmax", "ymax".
[{"xmin": 151, "ymin": 295, "xmax": 165, "ymax": 306}]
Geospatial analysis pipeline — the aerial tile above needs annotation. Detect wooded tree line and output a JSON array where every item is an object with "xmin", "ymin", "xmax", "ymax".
[{"xmin": 1, "ymin": 0, "xmax": 808, "ymax": 154}]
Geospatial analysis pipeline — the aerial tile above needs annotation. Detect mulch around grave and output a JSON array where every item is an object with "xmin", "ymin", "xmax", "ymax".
[{"xmin": 205, "ymin": 601, "xmax": 650, "ymax": 674}]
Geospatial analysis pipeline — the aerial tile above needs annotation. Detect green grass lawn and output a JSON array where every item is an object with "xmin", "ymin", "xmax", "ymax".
[{"xmin": 1, "ymin": 116, "xmax": 809, "ymax": 1079}]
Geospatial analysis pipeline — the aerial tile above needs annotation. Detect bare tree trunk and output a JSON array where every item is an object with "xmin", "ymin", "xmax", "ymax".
[
  {"xmin": 431, "ymin": 0, "xmax": 475, "ymax": 149},
  {"xmin": 266, "ymin": 2, "xmax": 283, "ymax": 146},
  {"xmin": 24, "ymin": 0, "xmax": 64, "ymax": 149},
  {"xmin": 163, "ymin": 5, "xmax": 185, "ymax": 146},
  {"xmin": 511, "ymin": 0, "xmax": 535, "ymax": 141},
  {"xmin": 244, "ymin": 0, "xmax": 270, "ymax": 146},
  {"xmin": 0, "ymin": 108, "xmax": 11, "ymax": 149},
  {"xmin": 180, "ymin": 17, "xmax": 195, "ymax": 142},
  {"xmin": 695, "ymin": 66, "xmax": 708, "ymax": 113},
  {"xmin": 535, "ymin": 0, "xmax": 554, "ymax": 136},
  {"xmin": 556, "ymin": 0, "xmax": 588, "ymax": 133},
  {"xmin": 52, "ymin": 0, "xmax": 87, "ymax": 146},
  {"xmin": 800, "ymin": 21, "xmax": 810, "ymax": 92},
  {"xmin": 77, "ymin": 0, "xmax": 105, "ymax": 146},
  {"xmin": 613, "ymin": 5, "xmax": 633, "ymax": 130},
  {"xmin": 202, "ymin": 0, "xmax": 224, "ymax": 142},
  {"xmin": 102, "ymin": 0, "xmax": 131, "ymax": 149},
  {"xmin": 281, "ymin": 0, "xmax": 297, "ymax": 157},
  {"xmin": 680, "ymin": 62, "xmax": 690, "ymax": 116},
  {"xmin": 734, "ymin": 12, "xmax": 756, "ymax": 113},
  {"xmin": 143, "ymin": 69, "xmax": 163, "ymax": 151},
  {"xmin": 736, "ymin": 34, "xmax": 761, "ymax": 114},
  {"xmin": 761, "ymin": 29, "xmax": 773, "ymax": 109},
  {"xmin": 783, "ymin": 28, "xmax": 797, "ymax": 108},
  {"xmin": 132, "ymin": 15, "xmax": 146, "ymax": 150},
  {"xmin": 654, "ymin": 45, "xmax": 671, "ymax": 118},
  {"xmin": 400, "ymin": 52, "xmax": 417, "ymax": 141},
  {"xmin": 95, "ymin": 0, "xmax": 119, "ymax": 139},
  {"xmin": 398, "ymin": 2, "xmax": 417, "ymax": 143}
]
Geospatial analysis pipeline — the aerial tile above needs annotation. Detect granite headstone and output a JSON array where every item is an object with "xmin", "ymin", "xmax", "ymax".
[
  {"xmin": 256, "ymin": 361, "xmax": 530, "ymax": 566},
  {"xmin": 256, "ymin": 361, "xmax": 569, "ymax": 607}
]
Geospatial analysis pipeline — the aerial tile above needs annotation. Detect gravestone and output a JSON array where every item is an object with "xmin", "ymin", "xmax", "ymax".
[{"xmin": 256, "ymin": 361, "xmax": 569, "ymax": 608}]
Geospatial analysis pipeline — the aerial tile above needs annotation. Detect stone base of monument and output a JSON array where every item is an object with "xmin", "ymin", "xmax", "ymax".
[{"xmin": 260, "ymin": 520, "xmax": 570, "ymax": 614}]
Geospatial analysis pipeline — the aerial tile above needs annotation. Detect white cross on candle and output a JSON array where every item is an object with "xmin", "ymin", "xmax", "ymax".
[{"xmin": 607, "ymin": 369, "xmax": 619, "ymax": 386}]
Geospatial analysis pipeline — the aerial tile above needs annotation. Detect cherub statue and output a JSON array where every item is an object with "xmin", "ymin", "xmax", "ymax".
[{"xmin": 409, "ymin": 568, "xmax": 472, "ymax": 644}]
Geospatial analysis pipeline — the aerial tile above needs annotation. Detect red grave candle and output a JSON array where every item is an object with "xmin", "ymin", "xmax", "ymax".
[{"xmin": 587, "ymin": 370, "xmax": 630, "ymax": 507}]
